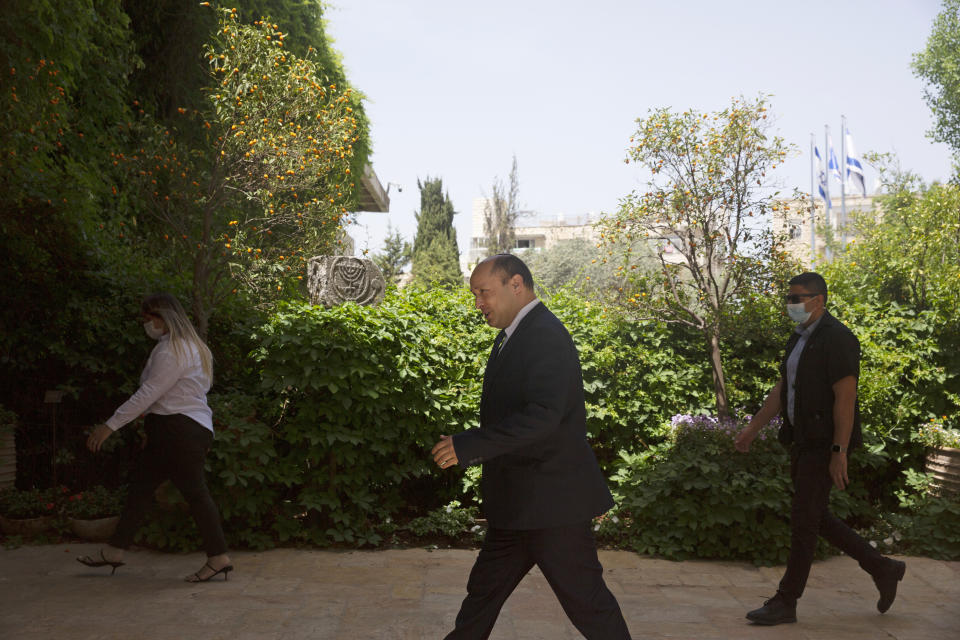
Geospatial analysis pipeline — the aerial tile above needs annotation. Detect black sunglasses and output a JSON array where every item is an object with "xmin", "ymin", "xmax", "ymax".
[{"xmin": 784, "ymin": 293, "xmax": 819, "ymax": 304}]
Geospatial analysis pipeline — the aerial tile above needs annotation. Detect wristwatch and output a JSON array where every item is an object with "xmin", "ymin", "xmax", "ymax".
[{"xmin": 831, "ymin": 443, "xmax": 848, "ymax": 453}]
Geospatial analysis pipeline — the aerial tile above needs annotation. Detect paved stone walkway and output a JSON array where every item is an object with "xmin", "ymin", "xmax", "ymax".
[{"xmin": 0, "ymin": 545, "xmax": 956, "ymax": 639}]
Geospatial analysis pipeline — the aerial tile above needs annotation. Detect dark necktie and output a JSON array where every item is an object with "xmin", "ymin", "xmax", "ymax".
[{"xmin": 491, "ymin": 330, "xmax": 506, "ymax": 359}]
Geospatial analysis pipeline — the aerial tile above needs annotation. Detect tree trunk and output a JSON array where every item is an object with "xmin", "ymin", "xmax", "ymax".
[
  {"xmin": 192, "ymin": 205, "xmax": 214, "ymax": 340},
  {"xmin": 706, "ymin": 328, "xmax": 729, "ymax": 418},
  {"xmin": 192, "ymin": 244, "xmax": 211, "ymax": 340},
  {"xmin": 192, "ymin": 264, "xmax": 209, "ymax": 340}
]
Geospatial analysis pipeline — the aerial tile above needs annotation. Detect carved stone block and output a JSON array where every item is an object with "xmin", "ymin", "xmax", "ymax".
[{"xmin": 307, "ymin": 256, "xmax": 386, "ymax": 307}]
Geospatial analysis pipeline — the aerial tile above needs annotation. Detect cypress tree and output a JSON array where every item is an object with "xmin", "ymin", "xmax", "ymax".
[
  {"xmin": 411, "ymin": 178, "xmax": 462, "ymax": 286},
  {"xmin": 372, "ymin": 222, "xmax": 412, "ymax": 284}
]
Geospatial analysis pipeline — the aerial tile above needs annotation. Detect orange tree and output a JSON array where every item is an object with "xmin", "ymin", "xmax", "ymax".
[
  {"xmin": 600, "ymin": 96, "xmax": 799, "ymax": 417},
  {"xmin": 118, "ymin": 6, "xmax": 361, "ymax": 336},
  {"xmin": 0, "ymin": 0, "xmax": 151, "ymax": 404}
]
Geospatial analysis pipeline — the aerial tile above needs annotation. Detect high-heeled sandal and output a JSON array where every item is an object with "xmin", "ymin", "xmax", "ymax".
[
  {"xmin": 185, "ymin": 561, "xmax": 234, "ymax": 583},
  {"xmin": 76, "ymin": 550, "xmax": 125, "ymax": 575}
]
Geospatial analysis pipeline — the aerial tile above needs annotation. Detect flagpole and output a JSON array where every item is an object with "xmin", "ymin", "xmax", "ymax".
[
  {"xmin": 824, "ymin": 125, "xmax": 832, "ymax": 261},
  {"xmin": 809, "ymin": 133, "xmax": 817, "ymax": 266},
  {"xmin": 840, "ymin": 115, "xmax": 847, "ymax": 249}
]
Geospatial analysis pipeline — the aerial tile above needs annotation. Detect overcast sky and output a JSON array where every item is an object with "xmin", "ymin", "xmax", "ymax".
[{"xmin": 325, "ymin": 0, "xmax": 953, "ymax": 258}]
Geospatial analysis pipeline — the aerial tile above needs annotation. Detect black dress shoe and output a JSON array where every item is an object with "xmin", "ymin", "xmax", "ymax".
[
  {"xmin": 746, "ymin": 592, "xmax": 797, "ymax": 625},
  {"xmin": 873, "ymin": 558, "xmax": 906, "ymax": 613}
]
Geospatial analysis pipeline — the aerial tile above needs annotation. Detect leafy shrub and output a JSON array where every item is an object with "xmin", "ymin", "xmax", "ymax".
[
  {"xmin": 847, "ymin": 302, "xmax": 953, "ymax": 443},
  {"xmin": 890, "ymin": 470, "xmax": 960, "ymax": 560},
  {"xmin": 135, "ymin": 508, "xmax": 201, "ymax": 552},
  {"xmin": 132, "ymin": 287, "xmax": 488, "ymax": 551},
  {"xmin": 609, "ymin": 414, "xmax": 876, "ymax": 565},
  {"xmin": 251, "ymin": 287, "xmax": 489, "ymax": 546},
  {"xmin": 716, "ymin": 292, "xmax": 795, "ymax": 414},
  {"xmin": 823, "ymin": 207, "xmax": 960, "ymax": 499},
  {"xmin": 123, "ymin": 285, "xmax": 950, "ymax": 558},
  {"xmin": 135, "ymin": 391, "xmax": 291, "ymax": 551},
  {"xmin": 206, "ymin": 392, "xmax": 295, "ymax": 548},
  {"xmin": 406, "ymin": 500, "xmax": 482, "ymax": 543},
  {"xmin": 0, "ymin": 488, "xmax": 59, "ymax": 519},
  {"xmin": 63, "ymin": 485, "xmax": 126, "ymax": 519},
  {"xmin": 821, "ymin": 298, "xmax": 959, "ymax": 505},
  {"xmin": 548, "ymin": 291, "xmax": 714, "ymax": 468}
]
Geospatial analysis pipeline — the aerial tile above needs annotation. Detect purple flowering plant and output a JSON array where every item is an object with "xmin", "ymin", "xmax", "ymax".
[
  {"xmin": 602, "ymin": 410, "xmax": 815, "ymax": 564},
  {"xmin": 667, "ymin": 411, "xmax": 782, "ymax": 449}
]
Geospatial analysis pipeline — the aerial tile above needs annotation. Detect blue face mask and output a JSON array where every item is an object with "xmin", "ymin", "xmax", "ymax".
[{"xmin": 786, "ymin": 303, "xmax": 811, "ymax": 324}]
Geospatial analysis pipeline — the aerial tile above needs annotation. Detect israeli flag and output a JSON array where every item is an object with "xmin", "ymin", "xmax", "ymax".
[
  {"xmin": 814, "ymin": 146, "xmax": 831, "ymax": 209},
  {"xmin": 845, "ymin": 129, "xmax": 866, "ymax": 196},
  {"xmin": 827, "ymin": 133, "xmax": 842, "ymax": 184}
]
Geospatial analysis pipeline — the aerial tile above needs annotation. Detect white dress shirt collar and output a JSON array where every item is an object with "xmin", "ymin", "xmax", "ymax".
[{"xmin": 502, "ymin": 298, "xmax": 540, "ymax": 346}]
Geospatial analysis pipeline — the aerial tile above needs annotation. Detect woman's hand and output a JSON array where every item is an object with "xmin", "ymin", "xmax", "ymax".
[{"xmin": 87, "ymin": 424, "xmax": 114, "ymax": 453}]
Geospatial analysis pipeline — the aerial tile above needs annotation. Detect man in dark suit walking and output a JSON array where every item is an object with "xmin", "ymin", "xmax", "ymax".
[
  {"xmin": 735, "ymin": 272, "xmax": 906, "ymax": 626},
  {"xmin": 431, "ymin": 254, "xmax": 631, "ymax": 640}
]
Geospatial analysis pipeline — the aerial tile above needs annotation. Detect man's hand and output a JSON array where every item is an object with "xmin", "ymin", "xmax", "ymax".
[
  {"xmin": 734, "ymin": 424, "xmax": 760, "ymax": 453},
  {"xmin": 830, "ymin": 451, "xmax": 849, "ymax": 490},
  {"xmin": 87, "ymin": 424, "xmax": 114, "ymax": 453},
  {"xmin": 736, "ymin": 381, "xmax": 782, "ymax": 454},
  {"xmin": 431, "ymin": 435, "xmax": 459, "ymax": 469}
]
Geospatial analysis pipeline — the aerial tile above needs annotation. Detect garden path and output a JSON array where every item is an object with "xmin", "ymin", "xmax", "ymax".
[{"xmin": 0, "ymin": 545, "xmax": 956, "ymax": 639}]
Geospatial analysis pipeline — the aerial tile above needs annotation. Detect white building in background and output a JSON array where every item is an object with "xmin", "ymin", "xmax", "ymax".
[
  {"xmin": 464, "ymin": 197, "xmax": 603, "ymax": 274},
  {"xmin": 460, "ymin": 192, "xmax": 878, "ymax": 276},
  {"xmin": 775, "ymin": 194, "xmax": 877, "ymax": 265}
]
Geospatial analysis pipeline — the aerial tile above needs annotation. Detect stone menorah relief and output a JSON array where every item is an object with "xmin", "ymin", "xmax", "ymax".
[{"xmin": 307, "ymin": 256, "xmax": 386, "ymax": 307}]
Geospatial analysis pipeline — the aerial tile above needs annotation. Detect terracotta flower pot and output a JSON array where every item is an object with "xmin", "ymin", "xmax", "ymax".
[
  {"xmin": 0, "ymin": 514, "xmax": 54, "ymax": 535},
  {"xmin": 68, "ymin": 515, "xmax": 121, "ymax": 541},
  {"xmin": 925, "ymin": 446, "xmax": 960, "ymax": 497},
  {"xmin": 0, "ymin": 429, "xmax": 15, "ymax": 490}
]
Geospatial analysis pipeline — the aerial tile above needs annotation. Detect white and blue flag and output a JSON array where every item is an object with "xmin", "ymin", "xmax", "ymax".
[
  {"xmin": 827, "ymin": 133, "xmax": 842, "ymax": 184},
  {"xmin": 845, "ymin": 128, "xmax": 866, "ymax": 196},
  {"xmin": 814, "ymin": 146, "xmax": 831, "ymax": 209}
]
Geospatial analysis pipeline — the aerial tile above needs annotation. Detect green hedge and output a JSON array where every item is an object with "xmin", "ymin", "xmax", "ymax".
[
  {"xmin": 124, "ymin": 286, "xmax": 959, "ymax": 562},
  {"xmin": 602, "ymin": 415, "xmax": 881, "ymax": 565},
  {"xmin": 550, "ymin": 291, "xmax": 714, "ymax": 467},
  {"xmin": 137, "ymin": 286, "xmax": 487, "ymax": 549},
  {"xmin": 135, "ymin": 286, "xmax": 720, "ymax": 549}
]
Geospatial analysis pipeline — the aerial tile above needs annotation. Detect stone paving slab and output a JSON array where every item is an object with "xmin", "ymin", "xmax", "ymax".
[{"xmin": 0, "ymin": 544, "xmax": 956, "ymax": 639}]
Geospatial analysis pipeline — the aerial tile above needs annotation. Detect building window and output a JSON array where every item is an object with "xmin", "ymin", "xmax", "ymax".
[
  {"xmin": 788, "ymin": 224, "xmax": 802, "ymax": 240},
  {"xmin": 515, "ymin": 238, "xmax": 532, "ymax": 249}
]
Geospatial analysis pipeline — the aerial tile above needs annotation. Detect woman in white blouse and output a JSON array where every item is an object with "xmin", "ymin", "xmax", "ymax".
[{"xmin": 77, "ymin": 293, "xmax": 233, "ymax": 582}]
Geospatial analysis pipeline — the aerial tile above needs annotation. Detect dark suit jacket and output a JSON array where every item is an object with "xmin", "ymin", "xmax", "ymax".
[
  {"xmin": 777, "ymin": 310, "xmax": 863, "ymax": 451},
  {"xmin": 453, "ymin": 302, "xmax": 614, "ymax": 530}
]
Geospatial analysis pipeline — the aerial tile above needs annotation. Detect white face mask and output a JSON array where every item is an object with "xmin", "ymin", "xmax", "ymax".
[
  {"xmin": 786, "ymin": 303, "xmax": 811, "ymax": 324},
  {"xmin": 143, "ymin": 320, "xmax": 165, "ymax": 340}
]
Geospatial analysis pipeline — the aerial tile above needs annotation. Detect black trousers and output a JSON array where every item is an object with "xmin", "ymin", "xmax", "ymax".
[
  {"xmin": 778, "ymin": 447, "xmax": 885, "ymax": 601},
  {"xmin": 445, "ymin": 522, "xmax": 631, "ymax": 640},
  {"xmin": 109, "ymin": 413, "xmax": 227, "ymax": 557}
]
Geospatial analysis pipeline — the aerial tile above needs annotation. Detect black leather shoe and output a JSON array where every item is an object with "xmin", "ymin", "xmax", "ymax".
[
  {"xmin": 746, "ymin": 592, "xmax": 797, "ymax": 625},
  {"xmin": 873, "ymin": 558, "xmax": 906, "ymax": 613}
]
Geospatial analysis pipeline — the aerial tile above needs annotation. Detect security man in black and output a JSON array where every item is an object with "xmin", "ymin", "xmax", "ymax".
[{"xmin": 735, "ymin": 272, "xmax": 906, "ymax": 626}]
